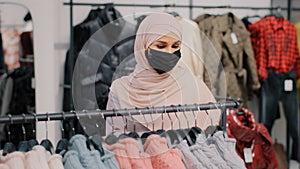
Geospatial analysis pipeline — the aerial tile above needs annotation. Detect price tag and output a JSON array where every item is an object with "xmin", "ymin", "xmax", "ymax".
[
  {"xmin": 231, "ymin": 32, "xmax": 238, "ymax": 44},
  {"xmin": 284, "ymin": 79, "xmax": 293, "ymax": 91},
  {"xmin": 243, "ymin": 148, "xmax": 253, "ymax": 163}
]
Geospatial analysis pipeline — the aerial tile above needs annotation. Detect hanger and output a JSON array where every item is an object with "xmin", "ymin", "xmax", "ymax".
[
  {"xmin": 166, "ymin": 109, "xmax": 181, "ymax": 145},
  {"xmin": 159, "ymin": 106, "xmax": 172, "ymax": 148},
  {"xmin": 3, "ymin": 114, "xmax": 16, "ymax": 156},
  {"xmin": 70, "ymin": 110, "xmax": 77, "ymax": 136},
  {"xmin": 205, "ymin": 102, "xmax": 227, "ymax": 137},
  {"xmin": 204, "ymin": 108, "xmax": 218, "ymax": 137},
  {"xmin": 40, "ymin": 113, "xmax": 54, "ymax": 154},
  {"xmin": 141, "ymin": 107, "xmax": 155, "ymax": 142},
  {"xmin": 86, "ymin": 109, "xmax": 105, "ymax": 156},
  {"xmin": 176, "ymin": 105, "xmax": 193, "ymax": 146},
  {"xmin": 55, "ymin": 111, "xmax": 69, "ymax": 155},
  {"xmin": 186, "ymin": 105, "xmax": 203, "ymax": 145},
  {"xmin": 265, "ymin": 6, "xmax": 283, "ymax": 18},
  {"xmin": 18, "ymin": 114, "xmax": 29, "ymax": 152},
  {"xmin": 104, "ymin": 109, "xmax": 119, "ymax": 145},
  {"xmin": 27, "ymin": 113, "xmax": 39, "ymax": 151},
  {"xmin": 129, "ymin": 109, "xmax": 144, "ymax": 153},
  {"xmin": 127, "ymin": 108, "xmax": 142, "ymax": 139}
]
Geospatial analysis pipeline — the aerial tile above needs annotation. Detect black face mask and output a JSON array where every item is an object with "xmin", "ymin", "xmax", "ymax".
[{"xmin": 145, "ymin": 48, "xmax": 181, "ymax": 74}]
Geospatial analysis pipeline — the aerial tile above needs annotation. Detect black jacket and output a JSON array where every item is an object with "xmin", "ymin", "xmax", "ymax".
[
  {"xmin": 63, "ymin": 5, "xmax": 136, "ymax": 111},
  {"xmin": 63, "ymin": 5, "xmax": 136, "ymax": 137}
]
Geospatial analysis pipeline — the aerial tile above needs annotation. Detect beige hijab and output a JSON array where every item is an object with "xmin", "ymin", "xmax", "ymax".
[{"xmin": 106, "ymin": 13, "xmax": 220, "ymax": 133}]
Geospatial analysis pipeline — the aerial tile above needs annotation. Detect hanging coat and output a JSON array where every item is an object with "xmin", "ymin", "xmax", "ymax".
[{"xmin": 226, "ymin": 108, "xmax": 279, "ymax": 169}]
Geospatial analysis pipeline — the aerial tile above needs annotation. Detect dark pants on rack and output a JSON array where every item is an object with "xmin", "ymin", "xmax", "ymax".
[{"xmin": 259, "ymin": 69, "xmax": 299, "ymax": 162}]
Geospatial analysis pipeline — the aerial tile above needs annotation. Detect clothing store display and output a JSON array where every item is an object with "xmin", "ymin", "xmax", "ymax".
[
  {"xmin": 247, "ymin": 15, "xmax": 300, "ymax": 163},
  {"xmin": 248, "ymin": 16, "xmax": 300, "ymax": 80},
  {"xmin": 107, "ymin": 13, "xmax": 220, "ymax": 134},
  {"xmin": 194, "ymin": 13, "xmax": 260, "ymax": 106},
  {"xmin": 227, "ymin": 108, "xmax": 280, "ymax": 169},
  {"xmin": 2, "ymin": 2, "xmax": 299, "ymax": 168}
]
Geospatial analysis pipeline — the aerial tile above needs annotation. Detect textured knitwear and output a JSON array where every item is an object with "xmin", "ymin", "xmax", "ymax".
[{"xmin": 63, "ymin": 150, "xmax": 85, "ymax": 169}]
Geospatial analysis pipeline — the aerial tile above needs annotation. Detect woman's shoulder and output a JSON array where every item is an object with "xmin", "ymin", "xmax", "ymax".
[{"xmin": 110, "ymin": 75, "xmax": 130, "ymax": 90}]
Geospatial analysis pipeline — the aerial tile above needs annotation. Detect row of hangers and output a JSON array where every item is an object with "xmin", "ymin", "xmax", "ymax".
[
  {"xmin": 1, "ymin": 110, "xmax": 225, "ymax": 157},
  {"xmin": 0, "ymin": 100, "xmax": 241, "ymax": 157}
]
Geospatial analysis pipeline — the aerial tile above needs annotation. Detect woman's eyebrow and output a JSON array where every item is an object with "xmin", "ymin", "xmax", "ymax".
[
  {"xmin": 154, "ymin": 41, "xmax": 168, "ymax": 44},
  {"xmin": 154, "ymin": 40, "xmax": 181, "ymax": 44}
]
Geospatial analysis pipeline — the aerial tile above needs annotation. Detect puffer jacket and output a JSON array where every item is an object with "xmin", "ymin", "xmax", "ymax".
[{"xmin": 226, "ymin": 108, "xmax": 279, "ymax": 169}]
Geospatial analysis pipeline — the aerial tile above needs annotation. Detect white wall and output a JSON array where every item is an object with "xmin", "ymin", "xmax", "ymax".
[
  {"xmin": 0, "ymin": 0, "xmax": 272, "ymax": 144},
  {"xmin": 0, "ymin": 4, "xmax": 28, "ymax": 31}
]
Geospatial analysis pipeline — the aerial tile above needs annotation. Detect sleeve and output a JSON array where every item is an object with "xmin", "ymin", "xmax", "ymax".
[
  {"xmin": 250, "ymin": 21, "xmax": 268, "ymax": 81},
  {"xmin": 243, "ymin": 31, "xmax": 261, "ymax": 91}
]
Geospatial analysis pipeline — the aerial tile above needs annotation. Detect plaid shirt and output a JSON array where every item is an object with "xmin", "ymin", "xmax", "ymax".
[{"xmin": 248, "ymin": 16, "xmax": 300, "ymax": 81}]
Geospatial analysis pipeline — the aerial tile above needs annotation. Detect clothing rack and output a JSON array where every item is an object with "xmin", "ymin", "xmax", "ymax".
[
  {"xmin": 0, "ymin": 101, "xmax": 239, "ymax": 130},
  {"xmin": 62, "ymin": 1, "xmax": 298, "ymax": 112},
  {"xmin": 63, "ymin": 2, "xmax": 300, "ymax": 13}
]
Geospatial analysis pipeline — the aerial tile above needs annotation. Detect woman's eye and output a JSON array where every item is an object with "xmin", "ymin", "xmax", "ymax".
[
  {"xmin": 172, "ymin": 45, "xmax": 180, "ymax": 49},
  {"xmin": 157, "ymin": 45, "xmax": 165, "ymax": 49}
]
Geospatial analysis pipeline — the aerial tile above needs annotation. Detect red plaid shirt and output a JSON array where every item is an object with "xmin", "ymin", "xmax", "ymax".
[{"xmin": 248, "ymin": 16, "xmax": 300, "ymax": 81}]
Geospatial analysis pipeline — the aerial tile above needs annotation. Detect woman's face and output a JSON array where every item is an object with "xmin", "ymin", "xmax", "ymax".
[{"xmin": 149, "ymin": 33, "xmax": 181, "ymax": 53}]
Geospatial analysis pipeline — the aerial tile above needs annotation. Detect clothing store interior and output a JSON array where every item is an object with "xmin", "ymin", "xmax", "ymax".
[{"xmin": 0, "ymin": 0, "xmax": 299, "ymax": 168}]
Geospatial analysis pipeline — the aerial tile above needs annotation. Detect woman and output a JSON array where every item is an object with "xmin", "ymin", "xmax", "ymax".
[{"xmin": 106, "ymin": 13, "xmax": 220, "ymax": 135}]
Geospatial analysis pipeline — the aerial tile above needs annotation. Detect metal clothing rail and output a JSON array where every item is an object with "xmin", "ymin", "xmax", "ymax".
[
  {"xmin": 0, "ymin": 101, "xmax": 239, "ymax": 125},
  {"xmin": 63, "ymin": 2, "xmax": 300, "ymax": 11}
]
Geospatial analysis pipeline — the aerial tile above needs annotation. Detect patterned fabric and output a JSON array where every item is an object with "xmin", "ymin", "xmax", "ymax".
[
  {"xmin": 143, "ymin": 134, "xmax": 186, "ymax": 169},
  {"xmin": 248, "ymin": 16, "xmax": 300, "ymax": 80}
]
